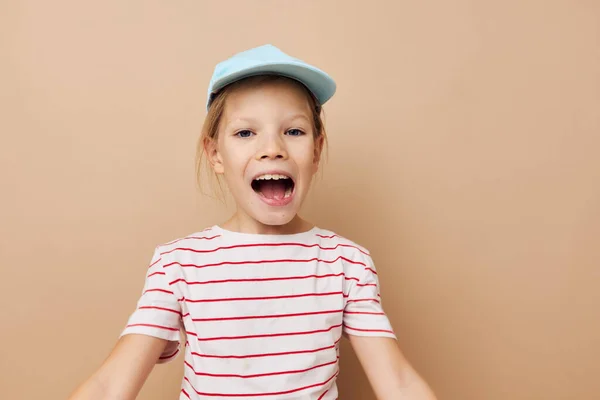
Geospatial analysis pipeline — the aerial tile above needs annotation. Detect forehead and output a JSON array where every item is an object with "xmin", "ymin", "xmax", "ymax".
[{"xmin": 222, "ymin": 78, "xmax": 313, "ymax": 122}]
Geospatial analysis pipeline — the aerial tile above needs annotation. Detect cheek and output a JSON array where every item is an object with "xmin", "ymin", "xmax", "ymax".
[
  {"xmin": 219, "ymin": 140, "xmax": 240, "ymax": 168},
  {"xmin": 293, "ymin": 147, "xmax": 319, "ymax": 178},
  {"xmin": 290, "ymin": 139, "xmax": 316, "ymax": 161},
  {"xmin": 220, "ymin": 146, "xmax": 250, "ymax": 182}
]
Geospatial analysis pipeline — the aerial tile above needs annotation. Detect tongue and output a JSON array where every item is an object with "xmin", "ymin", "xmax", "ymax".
[{"xmin": 258, "ymin": 180, "xmax": 287, "ymax": 200}]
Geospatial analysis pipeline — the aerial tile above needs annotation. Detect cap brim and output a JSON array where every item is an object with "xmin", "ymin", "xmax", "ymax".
[{"xmin": 207, "ymin": 61, "xmax": 336, "ymax": 110}]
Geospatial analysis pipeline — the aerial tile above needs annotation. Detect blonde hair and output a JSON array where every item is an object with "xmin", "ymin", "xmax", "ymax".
[{"xmin": 195, "ymin": 75, "xmax": 328, "ymax": 199}]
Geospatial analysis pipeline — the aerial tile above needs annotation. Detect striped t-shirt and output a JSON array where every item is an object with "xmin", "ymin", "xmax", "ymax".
[{"xmin": 121, "ymin": 225, "xmax": 396, "ymax": 399}]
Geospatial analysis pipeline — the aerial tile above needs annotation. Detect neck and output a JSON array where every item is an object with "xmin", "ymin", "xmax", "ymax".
[{"xmin": 220, "ymin": 213, "xmax": 313, "ymax": 235}]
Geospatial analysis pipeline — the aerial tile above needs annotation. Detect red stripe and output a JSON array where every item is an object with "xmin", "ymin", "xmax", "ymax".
[
  {"xmin": 344, "ymin": 311, "xmax": 385, "ymax": 315},
  {"xmin": 318, "ymin": 389, "xmax": 329, "ymax": 400},
  {"xmin": 315, "ymin": 234, "xmax": 338, "ymax": 239},
  {"xmin": 190, "ymin": 340, "xmax": 340, "ymax": 359},
  {"xmin": 170, "ymin": 272, "xmax": 348, "ymax": 286},
  {"xmin": 138, "ymin": 305, "xmax": 181, "ymax": 315},
  {"xmin": 194, "ymin": 323, "xmax": 343, "ymax": 342},
  {"xmin": 179, "ymin": 291, "xmax": 342, "ymax": 304},
  {"xmin": 192, "ymin": 309, "xmax": 343, "ymax": 322},
  {"xmin": 168, "ymin": 274, "xmax": 367, "ymax": 289},
  {"xmin": 143, "ymin": 288, "xmax": 174, "ymax": 295},
  {"xmin": 366, "ymin": 267, "xmax": 377, "ymax": 275},
  {"xmin": 148, "ymin": 258, "xmax": 161, "ymax": 269},
  {"xmin": 181, "ymin": 388, "xmax": 191, "ymax": 399},
  {"xmin": 183, "ymin": 370, "xmax": 338, "ymax": 397},
  {"xmin": 184, "ymin": 358, "xmax": 337, "ymax": 379},
  {"xmin": 165, "ymin": 234, "xmax": 220, "ymax": 246},
  {"xmin": 343, "ymin": 324, "xmax": 394, "ymax": 334},
  {"xmin": 159, "ymin": 347, "xmax": 180, "ymax": 360},
  {"xmin": 346, "ymin": 298, "xmax": 380, "ymax": 304},
  {"xmin": 161, "ymin": 242, "xmax": 369, "ymax": 256},
  {"xmin": 164, "ymin": 255, "xmax": 371, "ymax": 271},
  {"xmin": 126, "ymin": 323, "xmax": 179, "ymax": 332},
  {"xmin": 147, "ymin": 271, "xmax": 166, "ymax": 278}
]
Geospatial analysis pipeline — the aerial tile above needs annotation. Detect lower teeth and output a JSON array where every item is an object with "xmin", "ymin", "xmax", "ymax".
[{"xmin": 284, "ymin": 187, "xmax": 292, "ymax": 198}]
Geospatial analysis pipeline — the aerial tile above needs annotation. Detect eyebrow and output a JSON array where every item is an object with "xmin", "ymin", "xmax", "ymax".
[
  {"xmin": 227, "ymin": 114, "xmax": 311, "ymax": 126},
  {"xmin": 285, "ymin": 114, "xmax": 311, "ymax": 123}
]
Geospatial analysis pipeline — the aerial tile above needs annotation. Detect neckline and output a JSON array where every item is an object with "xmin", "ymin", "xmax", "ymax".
[{"xmin": 210, "ymin": 224, "xmax": 320, "ymax": 241}]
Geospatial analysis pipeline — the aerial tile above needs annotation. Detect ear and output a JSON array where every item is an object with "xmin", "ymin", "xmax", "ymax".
[
  {"xmin": 204, "ymin": 136, "xmax": 225, "ymax": 174},
  {"xmin": 312, "ymin": 135, "xmax": 325, "ymax": 172}
]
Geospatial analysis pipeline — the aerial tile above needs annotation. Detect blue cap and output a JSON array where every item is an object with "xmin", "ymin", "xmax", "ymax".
[{"xmin": 206, "ymin": 44, "xmax": 336, "ymax": 111}]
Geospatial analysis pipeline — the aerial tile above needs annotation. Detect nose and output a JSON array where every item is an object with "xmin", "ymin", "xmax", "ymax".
[{"xmin": 256, "ymin": 132, "xmax": 288, "ymax": 160}]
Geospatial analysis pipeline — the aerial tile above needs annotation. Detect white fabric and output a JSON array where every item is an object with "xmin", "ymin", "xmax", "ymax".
[{"xmin": 121, "ymin": 225, "xmax": 396, "ymax": 399}]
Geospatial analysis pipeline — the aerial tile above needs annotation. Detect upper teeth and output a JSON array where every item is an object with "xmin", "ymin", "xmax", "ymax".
[{"xmin": 255, "ymin": 174, "xmax": 290, "ymax": 180}]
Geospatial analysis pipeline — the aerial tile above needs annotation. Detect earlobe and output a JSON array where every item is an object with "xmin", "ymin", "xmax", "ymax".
[{"xmin": 204, "ymin": 137, "xmax": 225, "ymax": 174}]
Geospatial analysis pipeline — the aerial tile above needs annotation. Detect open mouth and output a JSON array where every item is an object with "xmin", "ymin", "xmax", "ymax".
[{"xmin": 251, "ymin": 174, "xmax": 295, "ymax": 201}]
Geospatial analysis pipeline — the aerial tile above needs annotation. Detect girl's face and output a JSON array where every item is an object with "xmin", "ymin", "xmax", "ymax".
[{"xmin": 207, "ymin": 78, "xmax": 323, "ymax": 234}]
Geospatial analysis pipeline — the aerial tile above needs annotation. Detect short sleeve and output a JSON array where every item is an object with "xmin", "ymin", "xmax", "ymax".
[
  {"xmin": 343, "ymin": 253, "xmax": 397, "ymax": 339},
  {"xmin": 120, "ymin": 247, "xmax": 183, "ymax": 363}
]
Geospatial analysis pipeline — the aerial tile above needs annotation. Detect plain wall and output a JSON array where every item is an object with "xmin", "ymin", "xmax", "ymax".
[{"xmin": 2, "ymin": 1, "xmax": 599, "ymax": 399}]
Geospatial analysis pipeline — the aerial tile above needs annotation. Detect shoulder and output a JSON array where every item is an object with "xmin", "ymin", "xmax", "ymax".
[
  {"xmin": 154, "ymin": 225, "xmax": 223, "ymax": 255},
  {"xmin": 313, "ymin": 227, "xmax": 372, "ymax": 260},
  {"xmin": 313, "ymin": 228, "xmax": 380, "ymax": 281}
]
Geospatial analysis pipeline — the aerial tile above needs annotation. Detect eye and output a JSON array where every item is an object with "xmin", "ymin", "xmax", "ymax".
[
  {"xmin": 285, "ymin": 128, "xmax": 305, "ymax": 136},
  {"xmin": 235, "ymin": 129, "xmax": 254, "ymax": 138}
]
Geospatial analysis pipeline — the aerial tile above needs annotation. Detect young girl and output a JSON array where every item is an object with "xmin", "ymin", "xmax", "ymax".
[{"xmin": 69, "ymin": 44, "xmax": 436, "ymax": 400}]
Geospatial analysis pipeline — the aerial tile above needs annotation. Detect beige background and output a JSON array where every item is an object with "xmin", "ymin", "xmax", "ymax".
[{"xmin": 2, "ymin": 1, "xmax": 599, "ymax": 399}]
